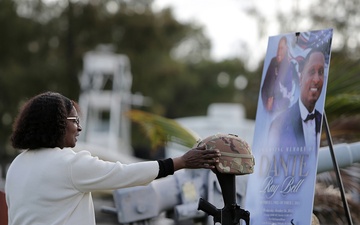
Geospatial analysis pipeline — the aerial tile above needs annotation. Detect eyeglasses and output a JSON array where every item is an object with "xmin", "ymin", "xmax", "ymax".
[{"xmin": 67, "ymin": 116, "xmax": 80, "ymax": 126}]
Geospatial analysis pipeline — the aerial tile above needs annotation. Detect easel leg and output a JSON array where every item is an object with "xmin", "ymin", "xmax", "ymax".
[{"xmin": 323, "ymin": 112, "xmax": 353, "ymax": 225}]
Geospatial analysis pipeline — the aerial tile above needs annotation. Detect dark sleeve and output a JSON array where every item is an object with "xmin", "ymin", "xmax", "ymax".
[
  {"xmin": 156, "ymin": 158, "xmax": 174, "ymax": 179},
  {"xmin": 261, "ymin": 57, "xmax": 277, "ymax": 103}
]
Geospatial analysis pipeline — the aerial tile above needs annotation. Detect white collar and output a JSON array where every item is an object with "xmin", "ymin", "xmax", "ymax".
[{"xmin": 299, "ymin": 100, "xmax": 315, "ymax": 121}]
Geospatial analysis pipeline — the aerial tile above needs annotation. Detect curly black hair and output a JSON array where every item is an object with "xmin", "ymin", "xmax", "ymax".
[{"xmin": 11, "ymin": 92, "xmax": 75, "ymax": 150}]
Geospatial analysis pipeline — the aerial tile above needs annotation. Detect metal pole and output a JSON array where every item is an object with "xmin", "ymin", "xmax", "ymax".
[{"xmin": 323, "ymin": 112, "xmax": 353, "ymax": 225}]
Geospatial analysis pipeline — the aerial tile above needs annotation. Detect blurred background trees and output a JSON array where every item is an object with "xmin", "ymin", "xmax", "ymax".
[
  {"xmin": 0, "ymin": 0, "xmax": 359, "ymax": 157},
  {"xmin": 0, "ymin": 0, "xmax": 258, "ymax": 157}
]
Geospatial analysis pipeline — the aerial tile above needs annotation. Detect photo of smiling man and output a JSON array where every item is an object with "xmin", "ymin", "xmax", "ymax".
[
  {"xmin": 268, "ymin": 47, "xmax": 326, "ymax": 149},
  {"xmin": 245, "ymin": 28, "xmax": 333, "ymax": 225}
]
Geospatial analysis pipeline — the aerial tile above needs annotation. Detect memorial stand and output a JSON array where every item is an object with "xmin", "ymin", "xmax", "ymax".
[{"xmin": 198, "ymin": 172, "xmax": 250, "ymax": 225}]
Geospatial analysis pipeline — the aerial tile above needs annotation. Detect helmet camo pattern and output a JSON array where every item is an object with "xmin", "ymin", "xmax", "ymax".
[{"xmin": 197, "ymin": 133, "xmax": 255, "ymax": 175}]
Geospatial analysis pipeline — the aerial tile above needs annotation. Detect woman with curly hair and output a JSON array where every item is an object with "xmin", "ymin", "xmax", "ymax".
[{"xmin": 5, "ymin": 91, "xmax": 220, "ymax": 225}]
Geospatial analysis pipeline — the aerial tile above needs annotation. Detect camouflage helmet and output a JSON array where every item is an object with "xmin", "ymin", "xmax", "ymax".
[{"xmin": 196, "ymin": 133, "xmax": 255, "ymax": 175}]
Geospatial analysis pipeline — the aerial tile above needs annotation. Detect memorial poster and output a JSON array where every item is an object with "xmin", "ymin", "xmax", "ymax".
[{"xmin": 245, "ymin": 28, "xmax": 333, "ymax": 225}]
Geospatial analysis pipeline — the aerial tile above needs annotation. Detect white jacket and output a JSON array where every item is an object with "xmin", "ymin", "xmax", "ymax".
[{"xmin": 5, "ymin": 148, "xmax": 159, "ymax": 225}]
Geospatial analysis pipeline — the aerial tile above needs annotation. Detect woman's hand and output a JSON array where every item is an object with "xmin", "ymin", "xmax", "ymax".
[{"xmin": 172, "ymin": 145, "xmax": 221, "ymax": 171}]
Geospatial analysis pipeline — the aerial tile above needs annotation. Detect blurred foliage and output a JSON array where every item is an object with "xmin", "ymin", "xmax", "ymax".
[
  {"xmin": 1, "ymin": 0, "xmax": 360, "ymax": 159},
  {"xmin": 127, "ymin": 109, "xmax": 199, "ymax": 150},
  {"xmin": 0, "ymin": 0, "xmax": 251, "ymax": 156},
  {"xmin": 325, "ymin": 52, "xmax": 360, "ymax": 118}
]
